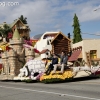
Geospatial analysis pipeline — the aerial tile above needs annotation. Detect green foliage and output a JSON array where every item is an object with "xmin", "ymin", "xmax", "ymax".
[
  {"xmin": 0, "ymin": 27, "xmax": 3, "ymax": 35},
  {"xmin": 73, "ymin": 60, "xmax": 87, "ymax": 67},
  {"xmin": 41, "ymin": 78, "xmax": 63, "ymax": 84},
  {"xmin": 22, "ymin": 79, "xmax": 38, "ymax": 83},
  {"xmin": 91, "ymin": 61, "xmax": 99, "ymax": 66},
  {"xmin": 0, "ymin": 24, "xmax": 12, "ymax": 38},
  {"xmin": 41, "ymin": 77, "xmax": 73, "ymax": 84},
  {"xmin": 72, "ymin": 13, "xmax": 82, "ymax": 44},
  {"xmin": 19, "ymin": 15, "xmax": 27, "ymax": 24},
  {"xmin": 22, "ymin": 79, "xmax": 33, "ymax": 83}
]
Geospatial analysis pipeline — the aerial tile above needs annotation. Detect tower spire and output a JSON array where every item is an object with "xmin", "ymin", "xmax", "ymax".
[{"xmin": 12, "ymin": 26, "xmax": 20, "ymax": 40}]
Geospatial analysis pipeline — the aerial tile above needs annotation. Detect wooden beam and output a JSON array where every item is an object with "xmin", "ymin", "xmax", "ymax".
[
  {"xmin": 54, "ymin": 45, "xmax": 69, "ymax": 47},
  {"xmin": 56, "ymin": 42, "xmax": 68, "ymax": 44},
  {"xmin": 53, "ymin": 41, "xmax": 67, "ymax": 44},
  {"xmin": 54, "ymin": 45, "xmax": 67, "ymax": 47},
  {"xmin": 52, "ymin": 45, "xmax": 54, "ymax": 53},
  {"xmin": 54, "ymin": 48, "xmax": 69, "ymax": 52}
]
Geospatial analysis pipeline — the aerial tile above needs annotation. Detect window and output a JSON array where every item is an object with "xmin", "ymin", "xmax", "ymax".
[
  {"xmin": 47, "ymin": 40, "xmax": 50, "ymax": 45},
  {"xmin": 90, "ymin": 50, "xmax": 97, "ymax": 59}
]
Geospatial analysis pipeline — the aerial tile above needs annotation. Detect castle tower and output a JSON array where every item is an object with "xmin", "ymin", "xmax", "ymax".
[
  {"xmin": 10, "ymin": 27, "xmax": 24, "ymax": 54},
  {"xmin": 0, "ymin": 50, "xmax": 17, "ymax": 80},
  {"xmin": 9, "ymin": 28, "xmax": 25, "ymax": 76},
  {"xmin": 1, "ymin": 52, "xmax": 9, "ymax": 75},
  {"xmin": 25, "ymin": 48, "xmax": 35, "ymax": 62},
  {"xmin": 7, "ymin": 49, "xmax": 17, "ymax": 76}
]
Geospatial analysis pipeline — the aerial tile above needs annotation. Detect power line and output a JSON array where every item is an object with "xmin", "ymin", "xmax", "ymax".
[
  {"xmin": 70, "ymin": 33, "xmax": 100, "ymax": 36},
  {"xmin": 81, "ymin": 33, "xmax": 100, "ymax": 36}
]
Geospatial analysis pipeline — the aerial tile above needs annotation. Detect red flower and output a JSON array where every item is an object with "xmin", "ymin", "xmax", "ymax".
[
  {"xmin": 34, "ymin": 48, "xmax": 40, "ymax": 53},
  {"xmin": 8, "ymin": 32, "xmax": 13, "ymax": 39}
]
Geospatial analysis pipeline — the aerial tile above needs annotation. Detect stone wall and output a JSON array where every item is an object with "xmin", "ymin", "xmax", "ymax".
[
  {"xmin": 1, "ymin": 52, "xmax": 9, "ymax": 75},
  {"xmin": 0, "ymin": 43, "xmax": 35, "ymax": 79},
  {"xmin": 25, "ymin": 48, "xmax": 35, "ymax": 62}
]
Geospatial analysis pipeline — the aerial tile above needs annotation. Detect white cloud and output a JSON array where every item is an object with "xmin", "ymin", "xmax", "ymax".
[
  {"xmin": 94, "ymin": 31, "xmax": 100, "ymax": 35},
  {"xmin": 77, "ymin": 5, "xmax": 100, "ymax": 22},
  {"xmin": 0, "ymin": 0, "xmax": 100, "ymax": 36},
  {"xmin": 70, "ymin": 0, "xmax": 100, "ymax": 22}
]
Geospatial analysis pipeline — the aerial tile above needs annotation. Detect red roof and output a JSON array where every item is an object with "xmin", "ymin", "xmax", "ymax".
[{"xmin": 68, "ymin": 50, "xmax": 82, "ymax": 62}]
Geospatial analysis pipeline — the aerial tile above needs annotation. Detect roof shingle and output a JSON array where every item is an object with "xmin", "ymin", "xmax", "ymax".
[{"xmin": 68, "ymin": 50, "xmax": 82, "ymax": 62}]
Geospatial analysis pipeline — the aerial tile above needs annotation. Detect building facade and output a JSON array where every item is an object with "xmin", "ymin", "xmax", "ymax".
[{"xmin": 69, "ymin": 39, "xmax": 100, "ymax": 66}]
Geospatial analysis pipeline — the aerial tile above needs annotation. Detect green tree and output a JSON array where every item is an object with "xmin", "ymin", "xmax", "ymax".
[
  {"xmin": 0, "ymin": 24, "xmax": 12, "ymax": 38},
  {"xmin": 72, "ymin": 13, "xmax": 82, "ymax": 43},
  {"xmin": 19, "ymin": 15, "xmax": 27, "ymax": 24},
  {"xmin": 0, "ymin": 27, "xmax": 3, "ymax": 36}
]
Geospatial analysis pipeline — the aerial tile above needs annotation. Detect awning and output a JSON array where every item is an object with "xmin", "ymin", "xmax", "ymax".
[{"xmin": 68, "ymin": 50, "xmax": 82, "ymax": 62}]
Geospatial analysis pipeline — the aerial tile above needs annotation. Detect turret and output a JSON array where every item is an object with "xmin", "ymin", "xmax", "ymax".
[
  {"xmin": 9, "ymin": 27, "xmax": 24, "ymax": 54},
  {"xmin": 9, "ymin": 28, "xmax": 25, "ymax": 75},
  {"xmin": 7, "ymin": 49, "xmax": 17, "ymax": 76},
  {"xmin": 25, "ymin": 48, "xmax": 35, "ymax": 62},
  {"xmin": 1, "ymin": 51, "xmax": 9, "ymax": 75}
]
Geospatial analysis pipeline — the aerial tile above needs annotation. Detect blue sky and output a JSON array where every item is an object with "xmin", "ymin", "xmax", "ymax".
[{"xmin": 0, "ymin": 0, "xmax": 100, "ymax": 39}]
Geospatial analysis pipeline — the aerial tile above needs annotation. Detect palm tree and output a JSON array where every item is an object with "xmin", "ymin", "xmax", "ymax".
[
  {"xmin": 19, "ymin": 15, "xmax": 27, "ymax": 24},
  {"xmin": 0, "ymin": 24, "xmax": 12, "ymax": 42}
]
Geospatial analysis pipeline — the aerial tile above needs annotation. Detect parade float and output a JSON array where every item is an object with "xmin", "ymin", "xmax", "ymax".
[
  {"xmin": 0, "ymin": 28, "xmax": 100, "ymax": 83},
  {"xmin": 14, "ymin": 31, "xmax": 100, "ymax": 83},
  {"xmin": 14, "ymin": 58, "xmax": 100, "ymax": 83},
  {"xmin": 0, "ymin": 28, "xmax": 55, "ymax": 81},
  {"xmin": 39, "ymin": 61, "xmax": 100, "ymax": 83},
  {"xmin": 0, "ymin": 27, "xmax": 41, "ymax": 80},
  {"xmin": 14, "ymin": 59, "xmax": 46, "ymax": 81}
]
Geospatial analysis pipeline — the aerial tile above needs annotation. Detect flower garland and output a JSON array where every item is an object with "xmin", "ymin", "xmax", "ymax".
[{"xmin": 40, "ymin": 69, "xmax": 73, "ymax": 83}]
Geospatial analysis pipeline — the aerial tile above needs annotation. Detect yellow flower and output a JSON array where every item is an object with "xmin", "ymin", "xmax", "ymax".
[{"xmin": 40, "ymin": 76, "xmax": 44, "ymax": 81}]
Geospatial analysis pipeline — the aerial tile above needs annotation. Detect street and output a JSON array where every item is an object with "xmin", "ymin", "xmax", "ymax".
[{"xmin": 0, "ymin": 78, "xmax": 100, "ymax": 100}]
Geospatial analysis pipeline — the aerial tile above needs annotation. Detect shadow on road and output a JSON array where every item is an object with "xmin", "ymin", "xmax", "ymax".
[
  {"xmin": 41, "ymin": 76, "xmax": 100, "ymax": 84},
  {"xmin": 0, "ymin": 76, "xmax": 100, "ymax": 84}
]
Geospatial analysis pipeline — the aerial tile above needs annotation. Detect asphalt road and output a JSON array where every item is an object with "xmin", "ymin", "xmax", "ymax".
[{"xmin": 0, "ymin": 78, "xmax": 100, "ymax": 100}]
